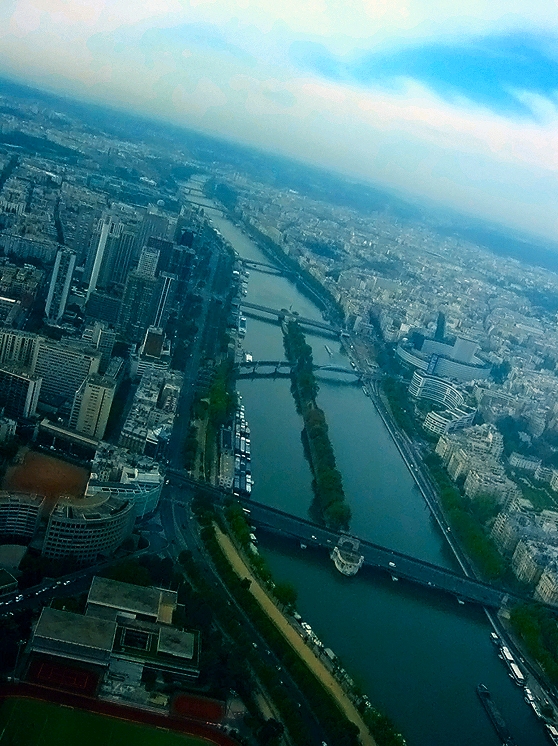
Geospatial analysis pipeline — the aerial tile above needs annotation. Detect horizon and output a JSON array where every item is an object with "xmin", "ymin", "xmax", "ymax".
[{"xmin": 1, "ymin": 1, "xmax": 558, "ymax": 243}]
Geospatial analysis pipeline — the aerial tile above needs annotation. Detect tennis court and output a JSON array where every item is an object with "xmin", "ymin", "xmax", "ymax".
[{"xmin": 0, "ymin": 698, "xmax": 211, "ymax": 746}]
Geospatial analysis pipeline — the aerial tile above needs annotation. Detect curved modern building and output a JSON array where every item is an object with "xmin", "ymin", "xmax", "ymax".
[
  {"xmin": 408, "ymin": 371, "xmax": 477, "ymax": 436},
  {"xmin": 42, "ymin": 493, "xmax": 134, "ymax": 565},
  {"xmin": 397, "ymin": 335, "xmax": 491, "ymax": 382}
]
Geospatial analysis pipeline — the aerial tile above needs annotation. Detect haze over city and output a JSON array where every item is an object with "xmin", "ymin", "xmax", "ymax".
[
  {"xmin": 1, "ymin": 0, "xmax": 558, "ymax": 240},
  {"xmin": 2, "ymin": 3, "xmax": 558, "ymax": 746}
]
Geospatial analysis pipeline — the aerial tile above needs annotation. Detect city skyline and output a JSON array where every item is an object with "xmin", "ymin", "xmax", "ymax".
[{"xmin": 1, "ymin": 1, "xmax": 558, "ymax": 241}]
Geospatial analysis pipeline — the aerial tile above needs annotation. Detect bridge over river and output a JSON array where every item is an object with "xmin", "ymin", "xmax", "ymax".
[
  {"xmin": 167, "ymin": 471, "xmax": 520, "ymax": 610},
  {"xmin": 236, "ymin": 359, "xmax": 361, "ymax": 378},
  {"xmin": 240, "ymin": 301, "xmax": 339, "ymax": 335}
]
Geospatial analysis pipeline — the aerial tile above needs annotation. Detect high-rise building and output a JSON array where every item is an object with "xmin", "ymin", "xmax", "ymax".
[
  {"xmin": 0, "ymin": 330, "xmax": 38, "ymax": 368},
  {"xmin": 118, "ymin": 270, "xmax": 159, "ymax": 343},
  {"xmin": 33, "ymin": 340, "xmax": 100, "ymax": 404},
  {"xmin": 45, "ymin": 248, "xmax": 76, "ymax": 323},
  {"xmin": 70, "ymin": 373, "xmax": 115, "ymax": 440},
  {"xmin": 85, "ymin": 291, "xmax": 122, "ymax": 326},
  {"xmin": 111, "ymin": 230, "xmax": 137, "ymax": 285},
  {"xmin": 85, "ymin": 216, "xmax": 126, "ymax": 301},
  {"xmin": 136, "ymin": 244, "xmax": 160, "ymax": 278},
  {"xmin": 135, "ymin": 208, "xmax": 169, "ymax": 262},
  {"xmin": 153, "ymin": 272, "xmax": 176, "ymax": 329},
  {"xmin": 146, "ymin": 236, "xmax": 174, "ymax": 274},
  {"xmin": 82, "ymin": 322, "xmax": 116, "ymax": 373},
  {"xmin": 69, "ymin": 207, "xmax": 98, "ymax": 265},
  {"xmin": 0, "ymin": 365, "xmax": 41, "ymax": 419}
]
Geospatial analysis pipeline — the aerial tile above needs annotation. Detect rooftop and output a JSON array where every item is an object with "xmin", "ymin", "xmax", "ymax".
[
  {"xmin": 33, "ymin": 607, "xmax": 117, "ymax": 652},
  {"xmin": 87, "ymin": 576, "xmax": 177, "ymax": 621},
  {"xmin": 157, "ymin": 626, "xmax": 196, "ymax": 660}
]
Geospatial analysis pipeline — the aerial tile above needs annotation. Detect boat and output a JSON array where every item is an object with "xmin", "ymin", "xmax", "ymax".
[
  {"xmin": 524, "ymin": 688, "xmax": 543, "ymax": 719},
  {"xmin": 324, "ymin": 344, "xmax": 333, "ymax": 356},
  {"xmin": 547, "ymin": 724, "xmax": 558, "ymax": 745},
  {"xmin": 508, "ymin": 662, "xmax": 525, "ymax": 687},
  {"xmin": 476, "ymin": 684, "xmax": 517, "ymax": 746},
  {"xmin": 331, "ymin": 536, "xmax": 364, "ymax": 576},
  {"xmin": 500, "ymin": 646, "xmax": 514, "ymax": 664}
]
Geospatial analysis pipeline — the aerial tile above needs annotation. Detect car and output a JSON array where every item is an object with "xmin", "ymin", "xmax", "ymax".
[
  {"xmin": 15, "ymin": 595, "xmax": 23, "ymax": 602},
  {"xmin": 388, "ymin": 561, "xmax": 396, "ymax": 568},
  {"xmin": 63, "ymin": 580, "xmax": 71, "ymax": 586},
  {"xmin": 311, "ymin": 535, "xmax": 317, "ymax": 540}
]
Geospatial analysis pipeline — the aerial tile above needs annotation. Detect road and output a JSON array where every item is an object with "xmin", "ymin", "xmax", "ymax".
[
  {"xmin": 168, "ymin": 247, "xmax": 220, "ymax": 471},
  {"xmin": 160, "ymin": 485, "xmax": 333, "ymax": 746}
]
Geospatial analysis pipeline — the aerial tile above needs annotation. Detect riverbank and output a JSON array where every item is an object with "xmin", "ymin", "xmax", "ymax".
[
  {"xmin": 214, "ymin": 525, "xmax": 377, "ymax": 746},
  {"xmin": 199, "ymin": 189, "xmax": 550, "ymax": 746}
]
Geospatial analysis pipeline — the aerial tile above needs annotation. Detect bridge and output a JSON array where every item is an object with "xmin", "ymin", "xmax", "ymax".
[
  {"xmin": 166, "ymin": 471, "xmax": 520, "ymax": 609},
  {"xmin": 240, "ymin": 301, "xmax": 339, "ymax": 334},
  {"xmin": 236, "ymin": 359, "xmax": 361, "ymax": 378},
  {"xmin": 240, "ymin": 258, "xmax": 292, "ymax": 277},
  {"xmin": 183, "ymin": 196, "xmax": 224, "ymax": 216}
]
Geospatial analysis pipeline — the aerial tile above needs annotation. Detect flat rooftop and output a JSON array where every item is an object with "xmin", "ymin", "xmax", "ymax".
[
  {"xmin": 88, "ymin": 576, "xmax": 177, "ymax": 621},
  {"xmin": 33, "ymin": 607, "xmax": 117, "ymax": 652},
  {"xmin": 157, "ymin": 627, "xmax": 196, "ymax": 661}
]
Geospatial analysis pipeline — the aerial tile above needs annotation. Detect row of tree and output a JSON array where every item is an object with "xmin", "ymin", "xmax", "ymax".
[
  {"xmin": 423, "ymin": 453, "xmax": 506, "ymax": 580},
  {"xmin": 197, "ymin": 515, "xmax": 361, "ymax": 746},
  {"xmin": 284, "ymin": 321, "xmax": 351, "ymax": 531}
]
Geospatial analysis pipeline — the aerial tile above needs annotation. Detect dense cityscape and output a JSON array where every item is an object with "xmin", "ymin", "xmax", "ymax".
[{"xmin": 0, "ymin": 72, "xmax": 558, "ymax": 746}]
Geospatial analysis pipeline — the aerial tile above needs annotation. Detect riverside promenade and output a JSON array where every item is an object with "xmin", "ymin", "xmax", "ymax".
[{"xmin": 214, "ymin": 527, "xmax": 377, "ymax": 746}]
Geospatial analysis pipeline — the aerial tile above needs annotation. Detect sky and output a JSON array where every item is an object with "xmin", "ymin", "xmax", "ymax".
[{"xmin": 1, "ymin": 2, "xmax": 558, "ymax": 241}]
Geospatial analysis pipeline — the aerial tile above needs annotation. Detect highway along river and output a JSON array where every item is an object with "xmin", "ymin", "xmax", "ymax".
[{"xmin": 206, "ymin": 209, "xmax": 547, "ymax": 746}]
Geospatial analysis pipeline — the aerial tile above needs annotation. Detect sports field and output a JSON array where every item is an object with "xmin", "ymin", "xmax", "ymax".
[
  {"xmin": 3, "ymin": 450, "xmax": 89, "ymax": 503},
  {"xmin": 0, "ymin": 698, "xmax": 211, "ymax": 746}
]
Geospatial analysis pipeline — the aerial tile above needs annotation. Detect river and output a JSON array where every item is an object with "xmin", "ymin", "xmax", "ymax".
[{"xmin": 196, "ymin": 197, "xmax": 548, "ymax": 745}]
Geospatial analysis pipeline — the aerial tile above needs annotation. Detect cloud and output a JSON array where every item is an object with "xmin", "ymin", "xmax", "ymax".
[
  {"xmin": 290, "ymin": 32, "xmax": 558, "ymax": 117},
  {"xmin": 2, "ymin": 1, "xmax": 558, "ymax": 239}
]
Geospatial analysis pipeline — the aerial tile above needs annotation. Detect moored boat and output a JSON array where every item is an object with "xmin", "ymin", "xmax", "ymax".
[{"xmin": 477, "ymin": 684, "xmax": 517, "ymax": 746}]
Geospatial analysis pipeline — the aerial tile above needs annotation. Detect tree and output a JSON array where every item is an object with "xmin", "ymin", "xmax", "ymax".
[
  {"xmin": 274, "ymin": 582, "xmax": 298, "ymax": 610},
  {"xmin": 257, "ymin": 719, "xmax": 285, "ymax": 745}
]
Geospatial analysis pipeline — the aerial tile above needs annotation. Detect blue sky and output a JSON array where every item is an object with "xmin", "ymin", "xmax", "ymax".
[
  {"xmin": 1, "ymin": 1, "xmax": 558, "ymax": 240},
  {"xmin": 291, "ymin": 32, "xmax": 558, "ymax": 116}
]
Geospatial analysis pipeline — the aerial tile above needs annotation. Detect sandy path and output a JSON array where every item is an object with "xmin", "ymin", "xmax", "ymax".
[{"xmin": 215, "ymin": 527, "xmax": 376, "ymax": 746}]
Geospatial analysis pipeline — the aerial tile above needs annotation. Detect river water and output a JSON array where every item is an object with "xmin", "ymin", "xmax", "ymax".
[{"xmin": 203, "ymin": 203, "xmax": 548, "ymax": 746}]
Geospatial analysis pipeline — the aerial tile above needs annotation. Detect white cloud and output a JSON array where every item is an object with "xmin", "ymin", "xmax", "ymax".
[{"xmin": 2, "ymin": 1, "xmax": 558, "ymax": 238}]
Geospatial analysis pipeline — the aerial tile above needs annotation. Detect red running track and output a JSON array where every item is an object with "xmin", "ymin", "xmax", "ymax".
[{"xmin": 0, "ymin": 682, "xmax": 241, "ymax": 746}]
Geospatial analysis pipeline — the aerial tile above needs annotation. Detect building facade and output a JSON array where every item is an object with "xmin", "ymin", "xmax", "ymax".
[
  {"xmin": 0, "ymin": 365, "xmax": 41, "ymax": 418},
  {"xmin": 42, "ymin": 493, "xmax": 134, "ymax": 564},
  {"xmin": 0, "ymin": 492, "xmax": 44, "ymax": 539},
  {"xmin": 45, "ymin": 248, "xmax": 76, "ymax": 323},
  {"xmin": 70, "ymin": 373, "xmax": 115, "ymax": 440}
]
